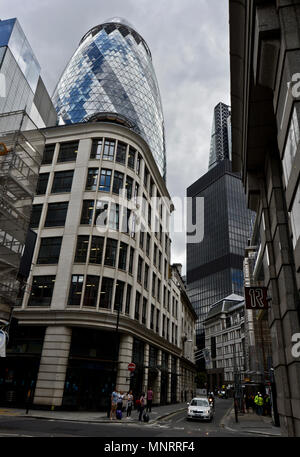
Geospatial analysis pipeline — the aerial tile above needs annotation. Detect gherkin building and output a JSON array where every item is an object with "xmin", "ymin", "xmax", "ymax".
[{"xmin": 52, "ymin": 17, "xmax": 166, "ymax": 179}]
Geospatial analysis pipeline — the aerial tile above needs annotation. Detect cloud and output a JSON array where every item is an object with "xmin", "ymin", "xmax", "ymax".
[{"xmin": 0, "ymin": 0, "xmax": 230, "ymax": 274}]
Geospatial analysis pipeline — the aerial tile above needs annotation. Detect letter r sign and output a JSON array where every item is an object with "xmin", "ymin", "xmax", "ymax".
[{"xmin": 244, "ymin": 287, "xmax": 269, "ymax": 309}]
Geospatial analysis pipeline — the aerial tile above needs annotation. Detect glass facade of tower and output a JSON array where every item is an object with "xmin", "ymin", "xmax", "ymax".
[
  {"xmin": 52, "ymin": 18, "xmax": 166, "ymax": 178},
  {"xmin": 186, "ymin": 160, "xmax": 254, "ymax": 345}
]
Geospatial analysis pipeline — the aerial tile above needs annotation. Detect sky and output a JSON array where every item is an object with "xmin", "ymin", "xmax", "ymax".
[{"xmin": 0, "ymin": 0, "xmax": 230, "ymax": 274}]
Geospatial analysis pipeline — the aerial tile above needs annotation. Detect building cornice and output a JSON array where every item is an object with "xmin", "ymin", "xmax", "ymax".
[{"xmin": 13, "ymin": 308, "xmax": 182, "ymax": 357}]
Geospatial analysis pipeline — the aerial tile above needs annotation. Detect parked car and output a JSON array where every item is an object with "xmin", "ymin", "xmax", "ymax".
[{"xmin": 186, "ymin": 397, "xmax": 214, "ymax": 421}]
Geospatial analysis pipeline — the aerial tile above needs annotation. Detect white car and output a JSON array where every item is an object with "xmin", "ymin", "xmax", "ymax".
[{"xmin": 187, "ymin": 397, "xmax": 214, "ymax": 421}]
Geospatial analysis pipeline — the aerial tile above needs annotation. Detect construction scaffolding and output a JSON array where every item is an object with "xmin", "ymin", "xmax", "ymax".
[{"xmin": 0, "ymin": 110, "xmax": 45, "ymax": 325}]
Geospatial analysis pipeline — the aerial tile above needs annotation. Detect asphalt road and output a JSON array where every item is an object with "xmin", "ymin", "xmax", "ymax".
[{"xmin": 0, "ymin": 398, "xmax": 253, "ymax": 438}]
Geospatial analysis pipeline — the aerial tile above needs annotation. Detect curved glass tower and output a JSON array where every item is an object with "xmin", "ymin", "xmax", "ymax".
[{"xmin": 52, "ymin": 17, "xmax": 166, "ymax": 178}]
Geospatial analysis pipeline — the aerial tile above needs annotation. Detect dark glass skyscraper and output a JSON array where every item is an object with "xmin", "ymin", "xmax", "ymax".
[
  {"xmin": 52, "ymin": 17, "xmax": 166, "ymax": 178},
  {"xmin": 186, "ymin": 104, "xmax": 254, "ymax": 348}
]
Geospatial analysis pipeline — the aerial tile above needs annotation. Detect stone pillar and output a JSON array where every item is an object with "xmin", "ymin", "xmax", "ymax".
[
  {"xmin": 167, "ymin": 354, "xmax": 171, "ymax": 404},
  {"xmin": 156, "ymin": 350, "xmax": 162, "ymax": 404},
  {"xmin": 116, "ymin": 334, "xmax": 134, "ymax": 392},
  {"xmin": 33, "ymin": 326, "xmax": 72, "ymax": 408}
]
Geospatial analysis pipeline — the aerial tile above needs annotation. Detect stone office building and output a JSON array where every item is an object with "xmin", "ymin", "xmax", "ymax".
[
  {"xmin": 1, "ymin": 119, "xmax": 196, "ymax": 410},
  {"xmin": 230, "ymin": 0, "xmax": 300, "ymax": 436}
]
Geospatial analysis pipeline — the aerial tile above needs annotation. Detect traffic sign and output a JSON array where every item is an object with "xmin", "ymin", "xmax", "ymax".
[
  {"xmin": 245, "ymin": 287, "xmax": 269, "ymax": 309},
  {"xmin": 128, "ymin": 362, "xmax": 136, "ymax": 372}
]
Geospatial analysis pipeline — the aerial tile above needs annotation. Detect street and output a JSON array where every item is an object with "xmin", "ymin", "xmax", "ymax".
[{"xmin": 0, "ymin": 399, "xmax": 255, "ymax": 437}]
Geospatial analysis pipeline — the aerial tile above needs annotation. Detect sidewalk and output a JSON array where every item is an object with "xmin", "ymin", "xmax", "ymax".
[
  {"xmin": 221, "ymin": 407, "xmax": 282, "ymax": 437},
  {"xmin": 0, "ymin": 402, "xmax": 187, "ymax": 425}
]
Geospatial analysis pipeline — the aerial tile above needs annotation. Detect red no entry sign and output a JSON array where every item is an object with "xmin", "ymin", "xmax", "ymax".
[{"xmin": 128, "ymin": 363, "xmax": 136, "ymax": 372}]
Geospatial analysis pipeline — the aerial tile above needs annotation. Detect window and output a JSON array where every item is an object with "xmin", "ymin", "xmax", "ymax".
[
  {"xmin": 137, "ymin": 256, "xmax": 143, "ymax": 283},
  {"xmin": 153, "ymin": 244, "xmax": 157, "ymax": 266},
  {"xmin": 86, "ymin": 168, "xmax": 99, "ymax": 191},
  {"xmin": 144, "ymin": 166, "xmax": 149, "ymax": 189},
  {"xmin": 144, "ymin": 264, "xmax": 149, "ymax": 289},
  {"xmin": 135, "ymin": 291, "xmax": 141, "ymax": 320},
  {"xmin": 29, "ymin": 204, "xmax": 43, "ymax": 228},
  {"xmin": 104, "ymin": 238, "xmax": 118, "ymax": 267},
  {"xmin": 80, "ymin": 200, "xmax": 94, "ymax": 225},
  {"xmin": 51, "ymin": 170, "xmax": 73, "ymax": 193},
  {"xmin": 99, "ymin": 168, "xmax": 112, "ymax": 192},
  {"xmin": 290, "ymin": 182, "xmax": 300, "ymax": 248},
  {"xmin": 129, "ymin": 247, "xmax": 134, "ymax": 274},
  {"xmin": 114, "ymin": 281, "xmax": 125, "ymax": 311},
  {"xmin": 157, "ymin": 279, "xmax": 161, "ymax": 302},
  {"xmin": 100, "ymin": 277, "xmax": 114, "ymax": 309},
  {"xmin": 134, "ymin": 182, "xmax": 139, "ymax": 202},
  {"xmin": 136, "ymin": 153, "xmax": 142, "ymax": 175},
  {"xmin": 57, "ymin": 141, "xmax": 78, "ymax": 162},
  {"xmin": 74, "ymin": 236, "xmax": 89, "ymax": 263},
  {"xmin": 116, "ymin": 141, "xmax": 127, "ymax": 164},
  {"xmin": 37, "ymin": 237, "xmax": 62, "ymax": 264},
  {"xmin": 36, "ymin": 173, "xmax": 49, "ymax": 195},
  {"xmin": 118, "ymin": 242, "xmax": 128, "ymax": 270},
  {"xmin": 28, "ymin": 276, "xmax": 55, "ymax": 306},
  {"xmin": 83, "ymin": 275, "xmax": 99, "ymax": 307},
  {"xmin": 68, "ymin": 275, "xmax": 84, "ymax": 306},
  {"xmin": 283, "ymin": 106, "xmax": 300, "ymax": 184},
  {"xmin": 128, "ymin": 146, "xmax": 136, "ymax": 169},
  {"xmin": 148, "ymin": 204, "xmax": 152, "ymax": 228},
  {"xmin": 45, "ymin": 202, "xmax": 68, "ymax": 227},
  {"xmin": 103, "ymin": 139, "xmax": 115, "ymax": 161},
  {"xmin": 42, "ymin": 144, "xmax": 55, "ymax": 165},
  {"xmin": 89, "ymin": 236, "xmax": 104, "ymax": 264},
  {"xmin": 156, "ymin": 310, "xmax": 160, "ymax": 333},
  {"xmin": 149, "ymin": 178, "xmax": 154, "ymax": 198},
  {"xmin": 112, "ymin": 171, "xmax": 124, "ymax": 194},
  {"xmin": 126, "ymin": 176, "xmax": 133, "ymax": 200},
  {"xmin": 108, "ymin": 203, "xmax": 119, "ymax": 231},
  {"xmin": 94, "ymin": 200, "xmax": 108, "ymax": 227},
  {"xmin": 150, "ymin": 304, "xmax": 155, "ymax": 330},
  {"xmin": 146, "ymin": 233, "xmax": 151, "ymax": 256},
  {"xmin": 158, "ymin": 251, "xmax": 162, "ymax": 271},
  {"xmin": 125, "ymin": 285, "xmax": 132, "ymax": 314},
  {"xmin": 91, "ymin": 138, "xmax": 103, "ymax": 159},
  {"xmin": 152, "ymin": 273, "xmax": 156, "ymax": 298},
  {"xmin": 162, "ymin": 315, "xmax": 166, "ymax": 338},
  {"xmin": 139, "ymin": 228, "xmax": 145, "ymax": 250},
  {"xmin": 142, "ymin": 298, "xmax": 147, "ymax": 324}
]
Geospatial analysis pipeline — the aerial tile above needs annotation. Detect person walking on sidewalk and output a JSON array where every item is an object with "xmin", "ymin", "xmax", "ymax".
[
  {"xmin": 126, "ymin": 390, "xmax": 134, "ymax": 418},
  {"xmin": 110, "ymin": 388, "xmax": 119, "ymax": 420},
  {"xmin": 146, "ymin": 387, "xmax": 153, "ymax": 413},
  {"xmin": 138, "ymin": 392, "xmax": 146, "ymax": 421}
]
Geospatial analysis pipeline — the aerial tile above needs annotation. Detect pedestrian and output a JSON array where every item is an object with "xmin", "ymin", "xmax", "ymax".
[
  {"xmin": 255, "ymin": 392, "xmax": 263, "ymax": 416},
  {"xmin": 117, "ymin": 391, "xmax": 124, "ymax": 411},
  {"xmin": 146, "ymin": 387, "xmax": 153, "ymax": 413},
  {"xmin": 126, "ymin": 390, "xmax": 134, "ymax": 418},
  {"xmin": 138, "ymin": 392, "xmax": 146, "ymax": 421},
  {"xmin": 110, "ymin": 388, "xmax": 119, "ymax": 420}
]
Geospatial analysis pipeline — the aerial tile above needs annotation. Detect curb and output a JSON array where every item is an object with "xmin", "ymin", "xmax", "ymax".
[{"xmin": 19, "ymin": 408, "xmax": 186, "ymax": 425}]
